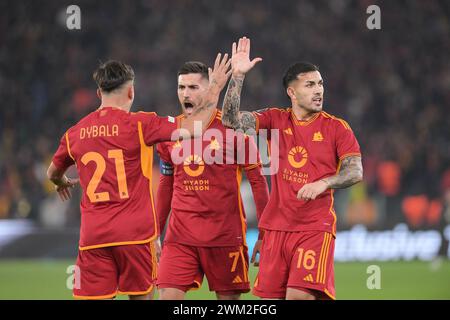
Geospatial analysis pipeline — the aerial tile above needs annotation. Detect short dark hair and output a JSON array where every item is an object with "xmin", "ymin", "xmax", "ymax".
[
  {"xmin": 93, "ymin": 60, "xmax": 135, "ymax": 93},
  {"xmin": 282, "ymin": 62, "xmax": 319, "ymax": 89},
  {"xmin": 177, "ymin": 61, "xmax": 209, "ymax": 79}
]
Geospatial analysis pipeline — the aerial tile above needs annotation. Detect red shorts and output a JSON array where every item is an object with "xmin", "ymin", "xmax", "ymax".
[
  {"xmin": 157, "ymin": 243, "xmax": 250, "ymax": 295},
  {"xmin": 73, "ymin": 242, "xmax": 157, "ymax": 299},
  {"xmin": 253, "ymin": 230, "xmax": 335, "ymax": 300}
]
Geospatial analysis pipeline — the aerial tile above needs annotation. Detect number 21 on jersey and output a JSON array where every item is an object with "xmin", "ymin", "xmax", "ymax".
[{"xmin": 81, "ymin": 149, "xmax": 129, "ymax": 203}]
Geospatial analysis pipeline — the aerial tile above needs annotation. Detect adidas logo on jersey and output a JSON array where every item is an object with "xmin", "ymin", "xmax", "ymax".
[
  {"xmin": 232, "ymin": 276, "xmax": 243, "ymax": 284},
  {"xmin": 303, "ymin": 274, "xmax": 314, "ymax": 282},
  {"xmin": 284, "ymin": 128, "xmax": 293, "ymax": 135}
]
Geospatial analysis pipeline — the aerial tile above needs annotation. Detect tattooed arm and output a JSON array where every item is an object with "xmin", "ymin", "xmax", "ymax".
[
  {"xmin": 221, "ymin": 37, "xmax": 262, "ymax": 131},
  {"xmin": 222, "ymin": 75, "xmax": 257, "ymax": 131},
  {"xmin": 322, "ymin": 156, "xmax": 363, "ymax": 189},
  {"xmin": 297, "ymin": 156, "xmax": 363, "ymax": 201}
]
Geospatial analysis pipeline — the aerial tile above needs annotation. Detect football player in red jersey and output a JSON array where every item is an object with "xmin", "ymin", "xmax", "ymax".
[
  {"xmin": 156, "ymin": 61, "xmax": 269, "ymax": 300},
  {"xmin": 46, "ymin": 56, "xmax": 231, "ymax": 300},
  {"xmin": 221, "ymin": 37, "xmax": 363, "ymax": 300}
]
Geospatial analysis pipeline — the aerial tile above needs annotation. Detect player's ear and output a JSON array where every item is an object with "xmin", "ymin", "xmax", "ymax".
[
  {"xmin": 128, "ymin": 84, "xmax": 134, "ymax": 101},
  {"xmin": 96, "ymin": 88, "xmax": 102, "ymax": 100},
  {"xmin": 286, "ymin": 87, "xmax": 296, "ymax": 101}
]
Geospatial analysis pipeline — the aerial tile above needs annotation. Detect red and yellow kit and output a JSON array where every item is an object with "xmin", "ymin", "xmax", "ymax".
[
  {"xmin": 156, "ymin": 109, "xmax": 268, "ymax": 294},
  {"xmin": 73, "ymin": 242, "xmax": 159, "ymax": 299},
  {"xmin": 251, "ymin": 108, "xmax": 361, "ymax": 299},
  {"xmin": 157, "ymin": 109, "xmax": 260, "ymax": 248},
  {"xmin": 53, "ymin": 107, "xmax": 179, "ymax": 249},
  {"xmin": 51, "ymin": 106, "xmax": 179, "ymax": 298},
  {"xmin": 157, "ymin": 243, "xmax": 251, "ymax": 295},
  {"xmin": 254, "ymin": 108, "xmax": 360, "ymax": 235}
]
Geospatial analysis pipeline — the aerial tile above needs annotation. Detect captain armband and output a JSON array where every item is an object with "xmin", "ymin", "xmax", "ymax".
[{"xmin": 160, "ymin": 160, "xmax": 174, "ymax": 176}]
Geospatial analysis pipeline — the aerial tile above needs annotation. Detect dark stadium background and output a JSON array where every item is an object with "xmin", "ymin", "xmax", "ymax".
[{"xmin": 0, "ymin": 0, "xmax": 449, "ymax": 299}]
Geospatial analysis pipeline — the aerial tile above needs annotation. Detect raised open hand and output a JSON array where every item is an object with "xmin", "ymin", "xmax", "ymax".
[
  {"xmin": 231, "ymin": 37, "xmax": 262, "ymax": 77},
  {"xmin": 208, "ymin": 53, "xmax": 232, "ymax": 92}
]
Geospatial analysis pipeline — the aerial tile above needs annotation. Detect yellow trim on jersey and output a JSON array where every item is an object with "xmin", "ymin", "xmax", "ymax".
[
  {"xmin": 216, "ymin": 110, "xmax": 223, "ymax": 121},
  {"xmin": 316, "ymin": 234, "xmax": 327, "ymax": 283},
  {"xmin": 73, "ymin": 292, "xmax": 117, "ymax": 300},
  {"xmin": 188, "ymin": 280, "xmax": 202, "ymax": 291},
  {"xmin": 322, "ymin": 234, "xmax": 332, "ymax": 284},
  {"xmin": 239, "ymin": 245, "xmax": 249, "ymax": 282},
  {"xmin": 316, "ymin": 233, "xmax": 332, "ymax": 284},
  {"xmin": 77, "ymin": 120, "xmax": 161, "ymax": 252},
  {"xmin": 321, "ymin": 111, "xmax": 351, "ymax": 130},
  {"xmin": 290, "ymin": 109, "xmax": 320, "ymax": 126},
  {"xmin": 178, "ymin": 109, "xmax": 217, "ymax": 131},
  {"xmin": 236, "ymin": 167, "xmax": 247, "ymax": 247},
  {"xmin": 340, "ymin": 120, "xmax": 351, "ymax": 130},
  {"xmin": 138, "ymin": 121, "xmax": 159, "ymax": 242},
  {"xmin": 79, "ymin": 237, "xmax": 156, "ymax": 251},
  {"xmin": 135, "ymin": 111, "xmax": 157, "ymax": 116},
  {"xmin": 252, "ymin": 111, "xmax": 260, "ymax": 134},
  {"xmin": 243, "ymin": 163, "xmax": 260, "ymax": 171},
  {"xmin": 253, "ymin": 276, "xmax": 259, "ymax": 288},
  {"xmin": 65, "ymin": 132, "xmax": 75, "ymax": 161},
  {"xmin": 336, "ymin": 158, "xmax": 343, "ymax": 174},
  {"xmin": 339, "ymin": 152, "xmax": 361, "ymax": 160},
  {"xmin": 324, "ymin": 288, "xmax": 336, "ymax": 300},
  {"xmin": 206, "ymin": 109, "xmax": 218, "ymax": 129},
  {"xmin": 327, "ymin": 159, "xmax": 344, "ymax": 237},
  {"xmin": 266, "ymin": 107, "xmax": 289, "ymax": 114},
  {"xmin": 252, "ymin": 107, "xmax": 288, "ymax": 133},
  {"xmin": 117, "ymin": 285, "xmax": 154, "ymax": 296},
  {"xmin": 330, "ymin": 191, "xmax": 337, "ymax": 237},
  {"xmin": 175, "ymin": 115, "xmax": 181, "ymax": 129}
]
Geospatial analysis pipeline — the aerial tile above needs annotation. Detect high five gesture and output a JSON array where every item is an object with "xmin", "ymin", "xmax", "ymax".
[
  {"xmin": 231, "ymin": 37, "xmax": 263, "ymax": 78},
  {"xmin": 222, "ymin": 37, "xmax": 261, "ymax": 132}
]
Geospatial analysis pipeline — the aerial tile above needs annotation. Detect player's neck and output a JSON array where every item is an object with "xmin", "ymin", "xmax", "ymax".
[
  {"xmin": 99, "ymin": 100, "xmax": 131, "ymax": 112},
  {"xmin": 184, "ymin": 106, "xmax": 217, "ymax": 119},
  {"xmin": 292, "ymin": 105, "xmax": 319, "ymax": 121}
]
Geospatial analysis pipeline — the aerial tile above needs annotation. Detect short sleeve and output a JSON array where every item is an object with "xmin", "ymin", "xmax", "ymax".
[
  {"xmin": 335, "ymin": 120, "xmax": 361, "ymax": 160},
  {"xmin": 252, "ymin": 108, "xmax": 274, "ymax": 133},
  {"xmin": 142, "ymin": 113, "xmax": 180, "ymax": 145},
  {"xmin": 52, "ymin": 132, "xmax": 75, "ymax": 171}
]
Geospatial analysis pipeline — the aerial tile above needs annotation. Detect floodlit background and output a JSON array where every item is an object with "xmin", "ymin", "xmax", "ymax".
[{"xmin": 0, "ymin": 0, "xmax": 449, "ymax": 299}]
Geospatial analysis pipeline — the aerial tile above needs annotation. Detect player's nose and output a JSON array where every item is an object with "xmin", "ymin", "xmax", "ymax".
[{"xmin": 314, "ymin": 87, "xmax": 323, "ymax": 95}]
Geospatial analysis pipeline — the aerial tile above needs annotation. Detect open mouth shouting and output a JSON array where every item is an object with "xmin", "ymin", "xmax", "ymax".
[{"xmin": 183, "ymin": 102, "xmax": 194, "ymax": 115}]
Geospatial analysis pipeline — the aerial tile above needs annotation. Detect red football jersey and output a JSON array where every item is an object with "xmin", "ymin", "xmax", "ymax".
[
  {"xmin": 253, "ymin": 108, "xmax": 361, "ymax": 235},
  {"xmin": 157, "ymin": 109, "xmax": 261, "ymax": 247},
  {"xmin": 52, "ymin": 106, "xmax": 179, "ymax": 250}
]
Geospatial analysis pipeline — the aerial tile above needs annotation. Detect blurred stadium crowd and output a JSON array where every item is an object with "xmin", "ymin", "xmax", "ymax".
[{"xmin": 0, "ymin": 0, "xmax": 449, "ymax": 230}]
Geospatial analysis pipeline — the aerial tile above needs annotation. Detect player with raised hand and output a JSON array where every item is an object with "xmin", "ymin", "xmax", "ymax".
[
  {"xmin": 46, "ymin": 55, "xmax": 231, "ymax": 300},
  {"xmin": 222, "ymin": 37, "xmax": 363, "ymax": 300},
  {"xmin": 180, "ymin": 53, "xmax": 232, "ymax": 137},
  {"xmin": 156, "ymin": 60, "xmax": 269, "ymax": 300}
]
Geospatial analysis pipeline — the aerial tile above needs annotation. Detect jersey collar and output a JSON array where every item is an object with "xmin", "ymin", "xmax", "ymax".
[{"xmin": 290, "ymin": 109, "xmax": 321, "ymax": 126}]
